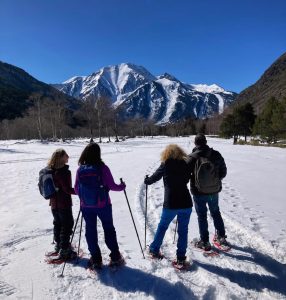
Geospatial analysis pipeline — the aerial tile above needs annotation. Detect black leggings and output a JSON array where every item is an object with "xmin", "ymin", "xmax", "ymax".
[{"xmin": 52, "ymin": 208, "xmax": 74, "ymax": 250}]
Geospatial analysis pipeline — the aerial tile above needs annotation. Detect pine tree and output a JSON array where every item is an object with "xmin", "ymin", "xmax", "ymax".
[
  {"xmin": 220, "ymin": 114, "xmax": 236, "ymax": 139},
  {"xmin": 233, "ymin": 102, "xmax": 256, "ymax": 142},
  {"xmin": 220, "ymin": 102, "xmax": 256, "ymax": 143},
  {"xmin": 253, "ymin": 97, "xmax": 284, "ymax": 143}
]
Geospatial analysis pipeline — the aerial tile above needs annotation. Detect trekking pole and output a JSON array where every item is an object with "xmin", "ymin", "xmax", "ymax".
[
  {"xmin": 144, "ymin": 175, "xmax": 149, "ymax": 249},
  {"xmin": 120, "ymin": 178, "xmax": 145, "ymax": 259},
  {"xmin": 59, "ymin": 209, "xmax": 81, "ymax": 277},
  {"xmin": 173, "ymin": 219, "xmax": 178, "ymax": 244},
  {"xmin": 76, "ymin": 215, "xmax": 83, "ymax": 263}
]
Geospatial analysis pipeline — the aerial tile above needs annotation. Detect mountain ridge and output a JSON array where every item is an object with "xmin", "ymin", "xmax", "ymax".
[
  {"xmin": 54, "ymin": 63, "xmax": 237, "ymax": 123},
  {"xmin": 232, "ymin": 52, "xmax": 286, "ymax": 113}
]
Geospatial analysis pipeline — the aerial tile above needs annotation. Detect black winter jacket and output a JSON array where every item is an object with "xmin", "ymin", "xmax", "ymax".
[
  {"xmin": 144, "ymin": 159, "xmax": 192, "ymax": 209},
  {"xmin": 188, "ymin": 145, "xmax": 227, "ymax": 195}
]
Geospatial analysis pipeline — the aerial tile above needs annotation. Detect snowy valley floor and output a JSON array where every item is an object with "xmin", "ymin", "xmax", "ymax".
[{"xmin": 0, "ymin": 136, "xmax": 286, "ymax": 300}]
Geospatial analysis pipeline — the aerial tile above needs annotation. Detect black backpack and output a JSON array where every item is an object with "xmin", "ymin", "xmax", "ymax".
[
  {"xmin": 38, "ymin": 167, "xmax": 59, "ymax": 200},
  {"xmin": 191, "ymin": 149, "xmax": 221, "ymax": 194}
]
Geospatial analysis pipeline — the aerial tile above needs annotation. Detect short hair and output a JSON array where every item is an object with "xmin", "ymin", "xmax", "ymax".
[{"xmin": 194, "ymin": 134, "xmax": 207, "ymax": 146}]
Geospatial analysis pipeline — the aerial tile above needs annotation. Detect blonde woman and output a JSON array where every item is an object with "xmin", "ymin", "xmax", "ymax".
[
  {"xmin": 48, "ymin": 149, "xmax": 76, "ymax": 260},
  {"xmin": 144, "ymin": 144, "xmax": 192, "ymax": 267}
]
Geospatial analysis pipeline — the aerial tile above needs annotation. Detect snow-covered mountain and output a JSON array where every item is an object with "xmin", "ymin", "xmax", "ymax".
[{"xmin": 54, "ymin": 63, "xmax": 237, "ymax": 124}]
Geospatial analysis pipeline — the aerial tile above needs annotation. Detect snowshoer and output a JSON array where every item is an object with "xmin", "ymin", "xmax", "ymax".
[
  {"xmin": 188, "ymin": 134, "xmax": 229, "ymax": 251},
  {"xmin": 47, "ymin": 149, "xmax": 77, "ymax": 260},
  {"xmin": 74, "ymin": 142, "xmax": 125, "ymax": 269},
  {"xmin": 144, "ymin": 144, "xmax": 192, "ymax": 267}
]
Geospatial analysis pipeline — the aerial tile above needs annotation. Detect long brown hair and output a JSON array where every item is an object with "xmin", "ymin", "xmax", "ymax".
[
  {"xmin": 78, "ymin": 142, "xmax": 104, "ymax": 166},
  {"xmin": 48, "ymin": 148, "xmax": 68, "ymax": 169},
  {"xmin": 161, "ymin": 144, "xmax": 187, "ymax": 162}
]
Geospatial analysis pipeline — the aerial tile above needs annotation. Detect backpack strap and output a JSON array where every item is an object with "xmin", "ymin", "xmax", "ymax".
[
  {"xmin": 191, "ymin": 148, "xmax": 213, "ymax": 159},
  {"xmin": 189, "ymin": 151, "xmax": 200, "ymax": 159},
  {"xmin": 205, "ymin": 148, "xmax": 213, "ymax": 159}
]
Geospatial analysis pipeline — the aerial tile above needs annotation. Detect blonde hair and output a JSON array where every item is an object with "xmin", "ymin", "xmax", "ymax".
[
  {"xmin": 161, "ymin": 144, "xmax": 187, "ymax": 162},
  {"xmin": 48, "ymin": 148, "xmax": 67, "ymax": 169}
]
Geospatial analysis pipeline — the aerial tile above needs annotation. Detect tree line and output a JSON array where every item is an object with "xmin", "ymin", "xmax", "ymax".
[
  {"xmin": 220, "ymin": 97, "xmax": 286, "ymax": 144},
  {"xmin": 0, "ymin": 92, "xmax": 217, "ymax": 140},
  {"xmin": 0, "ymin": 93, "xmax": 285, "ymax": 143}
]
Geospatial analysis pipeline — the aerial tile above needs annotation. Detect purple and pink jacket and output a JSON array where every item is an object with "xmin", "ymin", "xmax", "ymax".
[{"xmin": 74, "ymin": 164, "xmax": 125, "ymax": 208}]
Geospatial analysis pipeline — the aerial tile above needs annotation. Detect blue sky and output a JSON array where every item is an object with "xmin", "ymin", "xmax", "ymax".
[{"xmin": 0, "ymin": 0, "xmax": 285, "ymax": 92}]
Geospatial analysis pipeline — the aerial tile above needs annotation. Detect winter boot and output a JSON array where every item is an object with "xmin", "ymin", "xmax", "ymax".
[
  {"xmin": 59, "ymin": 247, "xmax": 77, "ymax": 260},
  {"xmin": 213, "ymin": 235, "xmax": 230, "ymax": 248},
  {"xmin": 176, "ymin": 256, "xmax": 187, "ymax": 266},
  {"xmin": 89, "ymin": 256, "xmax": 103, "ymax": 270},
  {"xmin": 109, "ymin": 253, "xmax": 125, "ymax": 267},
  {"xmin": 172, "ymin": 256, "xmax": 191, "ymax": 270},
  {"xmin": 54, "ymin": 243, "xmax": 60, "ymax": 253},
  {"xmin": 148, "ymin": 249, "xmax": 164, "ymax": 260},
  {"xmin": 194, "ymin": 240, "xmax": 212, "ymax": 251}
]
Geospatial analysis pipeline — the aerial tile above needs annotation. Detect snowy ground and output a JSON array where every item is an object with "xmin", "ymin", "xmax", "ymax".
[{"xmin": 0, "ymin": 136, "xmax": 285, "ymax": 300}]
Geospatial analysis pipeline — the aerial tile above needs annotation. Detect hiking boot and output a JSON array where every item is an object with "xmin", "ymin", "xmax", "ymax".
[
  {"xmin": 172, "ymin": 257, "xmax": 191, "ymax": 270},
  {"xmin": 214, "ymin": 235, "xmax": 230, "ymax": 247},
  {"xmin": 194, "ymin": 240, "xmax": 212, "ymax": 251},
  {"xmin": 176, "ymin": 256, "xmax": 187, "ymax": 266},
  {"xmin": 54, "ymin": 243, "xmax": 60, "ymax": 253},
  {"xmin": 148, "ymin": 249, "xmax": 164, "ymax": 260},
  {"xmin": 59, "ymin": 248, "xmax": 77, "ymax": 260},
  {"xmin": 89, "ymin": 257, "xmax": 103, "ymax": 269},
  {"xmin": 109, "ymin": 254, "xmax": 125, "ymax": 266}
]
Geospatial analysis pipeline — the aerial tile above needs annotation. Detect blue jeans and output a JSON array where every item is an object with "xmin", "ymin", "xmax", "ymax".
[
  {"xmin": 81, "ymin": 205, "xmax": 120, "ymax": 261},
  {"xmin": 150, "ymin": 208, "xmax": 192, "ymax": 259},
  {"xmin": 193, "ymin": 194, "xmax": 225, "ymax": 242}
]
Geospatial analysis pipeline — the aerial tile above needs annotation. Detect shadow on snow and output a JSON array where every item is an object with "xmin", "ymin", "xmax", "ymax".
[
  {"xmin": 196, "ymin": 244, "xmax": 286, "ymax": 296},
  {"xmin": 77, "ymin": 258, "xmax": 198, "ymax": 300}
]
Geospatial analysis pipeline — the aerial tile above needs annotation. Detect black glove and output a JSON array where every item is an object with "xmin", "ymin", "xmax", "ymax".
[{"xmin": 144, "ymin": 175, "xmax": 149, "ymax": 185}]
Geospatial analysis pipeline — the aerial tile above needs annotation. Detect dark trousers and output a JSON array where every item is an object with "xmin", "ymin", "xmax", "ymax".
[
  {"xmin": 81, "ymin": 205, "xmax": 120, "ymax": 261},
  {"xmin": 51, "ymin": 208, "xmax": 74, "ymax": 250},
  {"xmin": 193, "ymin": 194, "xmax": 225, "ymax": 242}
]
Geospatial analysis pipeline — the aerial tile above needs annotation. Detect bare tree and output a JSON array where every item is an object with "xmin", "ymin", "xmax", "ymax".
[
  {"xmin": 80, "ymin": 94, "xmax": 97, "ymax": 142},
  {"xmin": 95, "ymin": 96, "xmax": 113, "ymax": 143},
  {"xmin": 29, "ymin": 93, "xmax": 44, "ymax": 140}
]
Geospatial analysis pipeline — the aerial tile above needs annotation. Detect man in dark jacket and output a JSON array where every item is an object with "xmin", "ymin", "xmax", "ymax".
[{"xmin": 188, "ymin": 134, "xmax": 229, "ymax": 251}]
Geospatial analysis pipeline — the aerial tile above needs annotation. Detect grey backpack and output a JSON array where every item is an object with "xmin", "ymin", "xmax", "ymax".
[{"xmin": 192, "ymin": 149, "xmax": 221, "ymax": 194}]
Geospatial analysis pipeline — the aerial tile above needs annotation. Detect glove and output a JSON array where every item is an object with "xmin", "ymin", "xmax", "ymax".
[{"xmin": 144, "ymin": 176, "xmax": 149, "ymax": 185}]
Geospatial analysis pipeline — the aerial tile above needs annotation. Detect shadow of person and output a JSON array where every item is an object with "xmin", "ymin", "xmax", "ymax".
[
  {"xmin": 196, "ymin": 244, "xmax": 286, "ymax": 296},
  {"xmin": 94, "ymin": 265, "xmax": 197, "ymax": 300}
]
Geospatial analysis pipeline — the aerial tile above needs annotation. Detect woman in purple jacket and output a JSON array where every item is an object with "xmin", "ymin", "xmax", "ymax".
[{"xmin": 74, "ymin": 143, "xmax": 125, "ymax": 269}]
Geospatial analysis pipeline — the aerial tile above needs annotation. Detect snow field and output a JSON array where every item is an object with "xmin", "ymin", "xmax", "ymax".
[{"xmin": 0, "ymin": 137, "xmax": 285, "ymax": 299}]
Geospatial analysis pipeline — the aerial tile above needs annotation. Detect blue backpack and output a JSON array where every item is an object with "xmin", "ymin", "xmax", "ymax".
[
  {"xmin": 38, "ymin": 167, "xmax": 59, "ymax": 200},
  {"xmin": 77, "ymin": 165, "xmax": 109, "ymax": 207}
]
